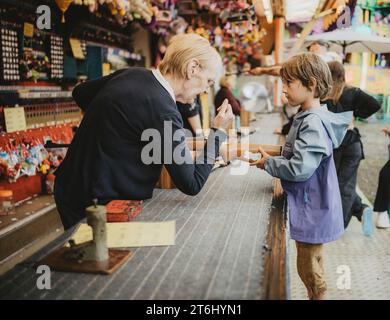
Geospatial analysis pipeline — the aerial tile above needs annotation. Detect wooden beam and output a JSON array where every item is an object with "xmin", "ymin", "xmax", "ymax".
[
  {"xmin": 271, "ymin": 0, "xmax": 286, "ymax": 18},
  {"xmin": 316, "ymin": 7, "xmax": 337, "ymax": 19},
  {"xmin": 322, "ymin": 0, "xmax": 348, "ymax": 30},
  {"xmin": 288, "ymin": 0, "xmax": 330, "ymax": 56},
  {"xmin": 274, "ymin": 15, "xmax": 285, "ymax": 108},
  {"xmin": 222, "ymin": 143, "xmax": 283, "ymax": 162},
  {"xmin": 261, "ymin": 196, "xmax": 288, "ymax": 299}
]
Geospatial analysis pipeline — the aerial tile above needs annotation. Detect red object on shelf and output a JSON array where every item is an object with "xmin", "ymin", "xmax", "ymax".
[
  {"xmin": 0, "ymin": 174, "xmax": 43, "ymax": 203},
  {"xmin": 0, "ymin": 123, "xmax": 78, "ymax": 203},
  {"xmin": 106, "ymin": 200, "xmax": 143, "ymax": 223},
  {"xmin": 16, "ymin": 81, "xmax": 59, "ymax": 87},
  {"xmin": 0, "ymin": 123, "xmax": 77, "ymax": 147}
]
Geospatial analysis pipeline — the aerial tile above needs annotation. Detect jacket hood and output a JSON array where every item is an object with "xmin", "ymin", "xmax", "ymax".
[{"xmin": 295, "ymin": 105, "xmax": 353, "ymax": 148}]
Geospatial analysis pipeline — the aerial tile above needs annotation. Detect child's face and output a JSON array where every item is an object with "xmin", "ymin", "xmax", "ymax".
[{"xmin": 282, "ymin": 79, "xmax": 314, "ymax": 107}]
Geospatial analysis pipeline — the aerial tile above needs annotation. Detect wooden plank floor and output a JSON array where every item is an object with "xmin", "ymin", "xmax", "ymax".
[{"xmin": 0, "ymin": 113, "xmax": 281, "ymax": 300}]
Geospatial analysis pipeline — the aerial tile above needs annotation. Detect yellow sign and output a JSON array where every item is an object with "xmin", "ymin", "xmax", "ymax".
[
  {"xmin": 23, "ymin": 23, "xmax": 34, "ymax": 37},
  {"xmin": 55, "ymin": 0, "xmax": 73, "ymax": 23},
  {"xmin": 69, "ymin": 38, "xmax": 85, "ymax": 59},
  {"xmin": 70, "ymin": 221, "xmax": 176, "ymax": 248},
  {"xmin": 4, "ymin": 107, "xmax": 27, "ymax": 133},
  {"xmin": 102, "ymin": 63, "xmax": 111, "ymax": 76}
]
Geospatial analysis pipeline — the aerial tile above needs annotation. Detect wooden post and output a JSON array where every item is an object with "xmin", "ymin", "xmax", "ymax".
[
  {"xmin": 287, "ymin": 0, "xmax": 330, "ymax": 57},
  {"xmin": 272, "ymin": 0, "xmax": 286, "ymax": 110},
  {"xmin": 240, "ymin": 108, "xmax": 250, "ymax": 127},
  {"xmin": 200, "ymin": 93, "xmax": 210, "ymax": 132},
  {"xmin": 274, "ymin": 16, "xmax": 285, "ymax": 109}
]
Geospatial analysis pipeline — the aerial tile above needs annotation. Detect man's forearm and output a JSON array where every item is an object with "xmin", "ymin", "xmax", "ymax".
[{"xmin": 250, "ymin": 65, "xmax": 282, "ymax": 77}]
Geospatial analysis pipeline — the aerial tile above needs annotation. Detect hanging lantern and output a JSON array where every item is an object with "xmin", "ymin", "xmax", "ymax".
[{"xmin": 55, "ymin": 0, "xmax": 74, "ymax": 23}]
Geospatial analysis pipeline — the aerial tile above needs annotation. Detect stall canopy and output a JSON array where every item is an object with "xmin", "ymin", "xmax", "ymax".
[
  {"xmin": 285, "ymin": 28, "xmax": 390, "ymax": 54},
  {"xmin": 286, "ymin": 0, "xmax": 321, "ymax": 22}
]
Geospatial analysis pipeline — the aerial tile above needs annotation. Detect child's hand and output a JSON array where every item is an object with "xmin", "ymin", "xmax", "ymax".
[
  {"xmin": 250, "ymin": 146, "xmax": 270, "ymax": 169},
  {"xmin": 273, "ymin": 127, "xmax": 282, "ymax": 135},
  {"xmin": 382, "ymin": 126, "xmax": 390, "ymax": 137}
]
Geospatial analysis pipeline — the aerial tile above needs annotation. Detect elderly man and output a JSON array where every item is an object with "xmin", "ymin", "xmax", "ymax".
[{"xmin": 54, "ymin": 33, "xmax": 233, "ymax": 230}]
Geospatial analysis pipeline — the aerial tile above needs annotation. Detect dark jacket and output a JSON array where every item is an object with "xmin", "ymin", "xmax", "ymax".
[
  {"xmin": 325, "ymin": 86, "xmax": 381, "ymax": 118},
  {"xmin": 55, "ymin": 68, "xmax": 226, "ymax": 228},
  {"xmin": 177, "ymin": 96, "xmax": 202, "ymax": 137},
  {"xmin": 324, "ymin": 86, "xmax": 381, "ymax": 147},
  {"xmin": 214, "ymin": 86, "xmax": 241, "ymax": 116}
]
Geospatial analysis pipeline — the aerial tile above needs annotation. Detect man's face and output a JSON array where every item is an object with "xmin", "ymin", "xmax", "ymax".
[
  {"xmin": 282, "ymin": 79, "xmax": 312, "ymax": 107},
  {"xmin": 309, "ymin": 42, "xmax": 326, "ymax": 54},
  {"xmin": 181, "ymin": 61, "xmax": 217, "ymax": 103}
]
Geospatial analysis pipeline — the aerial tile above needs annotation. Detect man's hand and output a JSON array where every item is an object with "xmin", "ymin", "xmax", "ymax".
[
  {"xmin": 250, "ymin": 146, "xmax": 271, "ymax": 169},
  {"xmin": 248, "ymin": 67, "xmax": 263, "ymax": 76},
  {"xmin": 212, "ymin": 99, "xmax": 234, "ymax": 133}
]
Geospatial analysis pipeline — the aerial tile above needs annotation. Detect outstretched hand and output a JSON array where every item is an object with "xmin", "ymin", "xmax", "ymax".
[
  {"xmin": 248, "ymin": 65, "xmax": 282, "ymax": 77},
  {"xmin": 382, "ymin": 126, "xmax": 390, "ymax": 137},
  {"xmin": 250, "ymin": 146, "xmax": 271, "ymax": 169},
  {"xmin": 273, "ymin": 127, "xmax": 282, "ymax": 135}
]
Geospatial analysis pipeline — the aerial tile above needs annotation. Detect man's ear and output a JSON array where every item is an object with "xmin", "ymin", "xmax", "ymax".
[{"xmin": 186, "ymin": 59, "xmax": 200, "ymax": 80}]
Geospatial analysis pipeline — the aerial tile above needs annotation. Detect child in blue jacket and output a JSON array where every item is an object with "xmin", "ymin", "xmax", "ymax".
[{"xmin": 255, "ymin": 53, "xmax": 352, "ymax": 300}]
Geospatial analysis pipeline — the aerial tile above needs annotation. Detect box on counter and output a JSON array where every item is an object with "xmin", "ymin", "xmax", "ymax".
[{"xmin": 106, "ymin": 200, "xmax": 143, "ymax": 222}]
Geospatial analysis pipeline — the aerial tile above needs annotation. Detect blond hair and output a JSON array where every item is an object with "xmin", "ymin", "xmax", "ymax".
[
  {"xmin": 280, "ymin": 53, "xmax": 332, "ymax": 100},
  {"xmin": 158, "ymin": 33, "xmax": 221, "ymax": 79},
  {"xmin": 326, "ymin": 61, "xmax": 346, "ymax": 104}
]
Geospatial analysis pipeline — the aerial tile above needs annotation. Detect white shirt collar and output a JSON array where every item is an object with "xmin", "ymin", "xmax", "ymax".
[{"xmin": 151, "ymin": 68, "xmax": 176, "ymax": 102}]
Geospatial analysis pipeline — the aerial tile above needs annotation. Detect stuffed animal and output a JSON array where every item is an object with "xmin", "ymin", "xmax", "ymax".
[
  {"xmin": 130, "ymin": 0, "xmax": 153, "ymax": 23},
  {"xmin": 40, "ymin": 159, "xmax": 51, "ymax": 175},
  {"xmin": 170, "ymin": 17, "xmax": 187, "ymax": 34}
]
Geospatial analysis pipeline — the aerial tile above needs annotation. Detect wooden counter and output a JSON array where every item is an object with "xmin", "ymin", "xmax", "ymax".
[{"xmin": 0, "ymin": 113, "xmax": 288, "ymax": 299}]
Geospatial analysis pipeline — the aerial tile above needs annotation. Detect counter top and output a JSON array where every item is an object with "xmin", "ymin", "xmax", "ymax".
[{"xmin": 0, "ymin": 113, "xmax": 287, "ymax": 300}]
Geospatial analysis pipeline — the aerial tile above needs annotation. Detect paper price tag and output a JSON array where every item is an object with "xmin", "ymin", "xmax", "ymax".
[
  {"xmin": 23, "ymin": 23, "xmax": 34, "ymax": 37},
  {"xmin": 4, "ymin": 107, "xmax": 27, "ymax": 133},
  {"xmin": 69, "ymin": 38, "xmax": 85, "ymax": 59}
]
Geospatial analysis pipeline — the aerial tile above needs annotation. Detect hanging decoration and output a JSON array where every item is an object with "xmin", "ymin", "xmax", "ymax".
[
  {"xmin": 55, "ymin": 0, "xmax": 74, "ymax": 23},
  {"xmin": 180, "ymin": 1, "xmax": 266, "ymax": 74},
  {"xmin": 73, "ymin": 0, "xmax": 155, "ymax": 25},
  {"xmin": 67, "ymin": 0, "xmax": 267, "ymax": 74}
]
